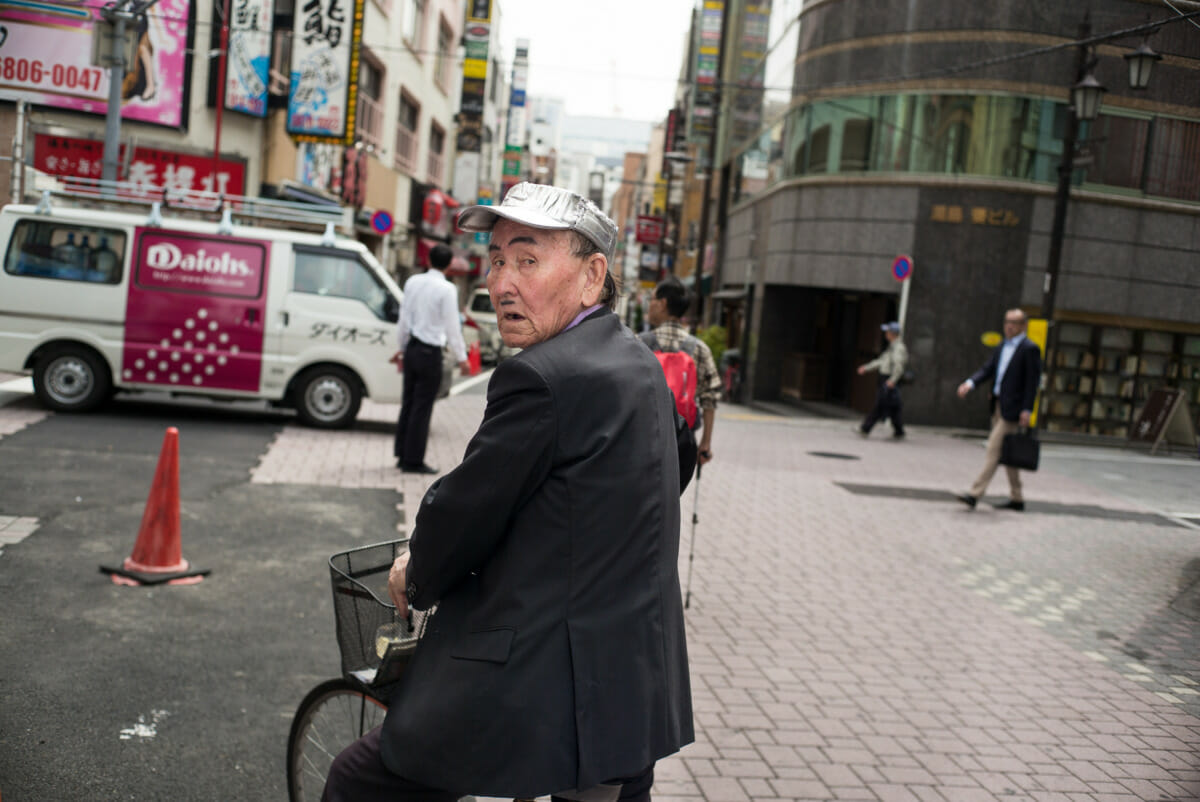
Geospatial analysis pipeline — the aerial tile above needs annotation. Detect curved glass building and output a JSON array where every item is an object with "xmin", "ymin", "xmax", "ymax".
[{"xmin": 711, "ymin": 0, "xmax": 1200, "ymax": 437}]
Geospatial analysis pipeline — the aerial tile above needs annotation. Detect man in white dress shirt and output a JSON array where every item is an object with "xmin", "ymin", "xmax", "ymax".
[{"xmin": 393, "ymin": 244, "xmax": 469, "ymax": 474}]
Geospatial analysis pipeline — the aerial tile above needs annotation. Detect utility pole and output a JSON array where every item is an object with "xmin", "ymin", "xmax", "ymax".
[{"xmin": 100, "ymin": 0, "xmax": 141, "ymax": 187}]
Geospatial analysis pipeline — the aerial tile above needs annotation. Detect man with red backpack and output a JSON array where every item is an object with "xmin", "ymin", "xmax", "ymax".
[{"xmin": 641, "ymin": 278, "xmax": 721, "ymax": 471}]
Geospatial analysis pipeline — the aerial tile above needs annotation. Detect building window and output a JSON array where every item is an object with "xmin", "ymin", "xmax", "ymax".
[
  {"xmin": 435, "ymin": 17, "xmax": 454, "ymax": 94},
  {"xmin": 395, "ymin": 91, "xmax": 420, "ymax": 174},
  {"xmin": 403, "ymin": 0, "xmax": 426, "ymax": 51},
  {"xmin": 428, "ymin": 121, "xmax": 445, "ymax": 185},
  {"xmin": 357, "ymin": 54, "xmax": 385, "ymax": 152}
]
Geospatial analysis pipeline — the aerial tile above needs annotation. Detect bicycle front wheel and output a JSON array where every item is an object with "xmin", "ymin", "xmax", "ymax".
[{"xmin": 286, "ymin": 677, "xmax": 387, "ymax": 802}]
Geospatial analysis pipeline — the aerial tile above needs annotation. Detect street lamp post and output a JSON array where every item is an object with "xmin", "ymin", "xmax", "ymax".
[{"xmin": 1039, "ymin": 18, "xmax": 1163, "ymax": 428}]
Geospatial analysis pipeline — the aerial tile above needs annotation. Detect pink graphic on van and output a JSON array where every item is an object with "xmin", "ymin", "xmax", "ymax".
[
  {"xmin": 136, "ymin": 232, "xmax": 265, "ymax": 298},
  {"xmin": 122, "ymin": 230, "xmax": 270, "ymax": 393}
]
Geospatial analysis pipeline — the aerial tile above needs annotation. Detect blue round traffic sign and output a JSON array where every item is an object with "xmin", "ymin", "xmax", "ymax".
[
  {"xmin": 891, "ymin": 254, "xmax": 913, "ymax": 282},
  {"xmin": 371, "ymin": 210, "xmax": 394, "ymax": 235}
]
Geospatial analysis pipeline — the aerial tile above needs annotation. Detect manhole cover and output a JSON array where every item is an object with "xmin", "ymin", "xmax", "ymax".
[{"xmin": 807, "ymin": 451, "xmax": 861, "ymax": 460}]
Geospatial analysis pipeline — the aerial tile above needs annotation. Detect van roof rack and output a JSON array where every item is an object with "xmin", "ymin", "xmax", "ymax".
[{"xmin": 22, "ymin": 172, "xmax": 350, "ymax": 232}]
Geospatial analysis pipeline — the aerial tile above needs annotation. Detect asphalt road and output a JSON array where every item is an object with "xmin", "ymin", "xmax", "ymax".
[{"xmin": 0, "ymin": 396, "xmax": 399, "ymax": 801}]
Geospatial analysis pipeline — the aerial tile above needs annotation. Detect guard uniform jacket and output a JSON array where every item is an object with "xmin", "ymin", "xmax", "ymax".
[{"xmin": 380, "ymin": 308, "xmax": 694, "ymax": 798}]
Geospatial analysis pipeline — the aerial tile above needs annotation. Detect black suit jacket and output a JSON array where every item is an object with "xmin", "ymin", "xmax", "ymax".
[
  {"xmin": 380, "ymin": 309, "xmax": 694, "ymax": 797},
  {"xmin": 969, "ymin": 336, "xmax": 1043, "ymax": 422}
]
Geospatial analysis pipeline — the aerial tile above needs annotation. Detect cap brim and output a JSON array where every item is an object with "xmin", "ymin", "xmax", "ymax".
[{"xmin": 457, "ymin": 204, "xmax": 573, "ymax": 234}]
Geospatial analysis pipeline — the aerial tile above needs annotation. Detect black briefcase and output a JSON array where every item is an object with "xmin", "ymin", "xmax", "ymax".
[{"xmin": 1000, "ymin": 429, "xmax": 1040, "ymax": 471}]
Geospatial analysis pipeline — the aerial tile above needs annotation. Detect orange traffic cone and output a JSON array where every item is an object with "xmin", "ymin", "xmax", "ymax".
[
  {"xmin": 101, "ymin": 427, "xmax": 208, "ymax": 586},
  {"xmin": 467, "ymin": 340, "xmax": 482, "ymax": 376}
]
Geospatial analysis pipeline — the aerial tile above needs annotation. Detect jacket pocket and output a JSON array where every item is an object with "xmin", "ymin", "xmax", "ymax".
[{"xmin": 450, "ymin": 627, "xmax": 515, "ymax": 663}]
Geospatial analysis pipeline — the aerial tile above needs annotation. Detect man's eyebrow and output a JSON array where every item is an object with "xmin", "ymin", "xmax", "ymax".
[{"xmin": 489, "ymin": 235, "xmax": 539, "ymax": 252}]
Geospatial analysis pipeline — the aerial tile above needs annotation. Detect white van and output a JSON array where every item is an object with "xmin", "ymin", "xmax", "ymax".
[{"xmin": 0, "ymin": 193, "xmax": 404, "ymax": 428}]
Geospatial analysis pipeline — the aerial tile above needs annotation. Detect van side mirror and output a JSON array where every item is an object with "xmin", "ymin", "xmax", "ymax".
[{"xmin": 383, "ymin": 295, "xmax": 399, "ymax": 323}]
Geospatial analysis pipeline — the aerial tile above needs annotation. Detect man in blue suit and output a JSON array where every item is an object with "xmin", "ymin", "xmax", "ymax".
[{"xmin": 955, "ymin": 309, "xmax": 1043, "ymax": 511}]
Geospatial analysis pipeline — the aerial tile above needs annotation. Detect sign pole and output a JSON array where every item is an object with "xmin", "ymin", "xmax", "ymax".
[{"xmin": 891, "ymin": 255, "xmax": 914, "ymax": 332}]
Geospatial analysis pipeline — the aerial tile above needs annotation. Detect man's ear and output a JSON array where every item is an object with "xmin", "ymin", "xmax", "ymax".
[{"xmin": 580, "ymin": 253, "xmax": 607, "ymax": 307}]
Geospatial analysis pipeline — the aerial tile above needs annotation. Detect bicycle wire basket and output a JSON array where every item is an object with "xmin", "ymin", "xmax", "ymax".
[{"xmin": 328, "ymin": 539, "xmax": 433, "ymax": 692}]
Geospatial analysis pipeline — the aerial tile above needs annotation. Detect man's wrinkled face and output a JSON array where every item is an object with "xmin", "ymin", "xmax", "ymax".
[{"xmin": 486, "ymin": 219, "xmax": 606, "ymax": 349}]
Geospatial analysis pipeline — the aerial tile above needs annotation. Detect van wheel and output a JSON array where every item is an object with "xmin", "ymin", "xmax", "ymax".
[
  {"xmin": 33, "ymin": 345, "xmax": 111, "ymax": 413},
  {"xmin": 294, "ymin": 367, "xmax": 361, "ymax": 429}
]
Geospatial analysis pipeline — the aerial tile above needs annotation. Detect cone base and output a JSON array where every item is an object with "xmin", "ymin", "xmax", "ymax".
[{"xmin": 100, "ymin": 561, "xmax": 209, "ymax": 586}]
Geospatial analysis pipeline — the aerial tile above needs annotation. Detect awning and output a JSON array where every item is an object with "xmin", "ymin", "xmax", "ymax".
[{"xmin": 710, "ymin": 287, "xmax": 749, "ymax": 301}]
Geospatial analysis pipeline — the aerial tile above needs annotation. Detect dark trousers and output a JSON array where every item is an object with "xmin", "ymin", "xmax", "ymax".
[
  {"xmin": 394, "ymin": 340, "xmax": 442, "ymax": 467},
  {"xmin": 860, "ymin": 379, "xmax": 904, "ymax": 435},
  {"xmin": 322, "ymin": 726, "xmax": 656, "ymax": 802}
]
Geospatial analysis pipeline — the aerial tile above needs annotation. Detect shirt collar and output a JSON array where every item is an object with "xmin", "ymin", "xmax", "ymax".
[
  {"xmin": 565, "ymin": 304, "xmax": 603, "ymax": 332},
  {"xmin": 1004, "ymin": 333, "xmax": 1026, "ymax": 346}
]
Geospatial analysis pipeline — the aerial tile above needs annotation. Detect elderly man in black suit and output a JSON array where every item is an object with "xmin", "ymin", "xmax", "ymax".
[
  {"xmin": 956, "ymin": 308, "xmax": 1043, "ymax": 511},
  {"xmin": 321, "ymin": 182, "xmax": 693, "ymax": 802}
]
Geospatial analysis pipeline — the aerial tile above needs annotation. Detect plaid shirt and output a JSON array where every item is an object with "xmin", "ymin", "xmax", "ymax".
[{"xmin": 649, "ymin": 321, "xmax": 722, "ymax": 410}]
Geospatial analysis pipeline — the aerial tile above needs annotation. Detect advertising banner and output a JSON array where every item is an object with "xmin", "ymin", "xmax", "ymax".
[
  {"xmin": 690, "ymin": 0, "xmax": 722, "ymax": 144},
  {"xmin": 34, "ymin": 134, "xmax": 246, "ymax": 195},
  {"xmin": 125, "ymin": 229, "xmax": 269, "ymax": 393},
  {"xmin": 226, "ymin": 0, "xmax": 274, "ymax": 117},
  {"xmin": 467, "ymin": 0, "xmax": 490, "ymax": 22},
  {"xmin": 0, "ymin": 0, "xmax": 193, "ymax": 129},
  {"xmin": 636, "ymin": 215, "xmax": 664, "ymax": 245},
  {"xmin": 287, "ymin": 0, "xmax": 364, "ymax": 143}
]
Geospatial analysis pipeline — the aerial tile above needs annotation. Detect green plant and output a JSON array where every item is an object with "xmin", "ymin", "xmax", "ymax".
[{"xmin": 697, "ymin": 325, "xmax": 728, "ymax": 366}]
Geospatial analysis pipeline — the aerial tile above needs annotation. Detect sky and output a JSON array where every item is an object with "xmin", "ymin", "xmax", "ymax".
[{"xmin": 495, "ymin": 0, "xmax": 700, "ymax": 124}]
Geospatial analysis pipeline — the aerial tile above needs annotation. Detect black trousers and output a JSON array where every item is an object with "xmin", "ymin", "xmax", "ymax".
[
  {"xmin": 860, "ymin": 378, "xmax": 904, "ymax": 435},
  {"xmin": 321, "ymin": 726, "xmax": 656, "ymax": 802},
  {"xmin": 395, "ymin": 340, "xmax": 443, "ymax": 466}
]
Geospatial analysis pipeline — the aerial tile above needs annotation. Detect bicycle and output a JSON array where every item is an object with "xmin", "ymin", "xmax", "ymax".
[{"xmin": 286, "ymin": 539, "xmax": 448, "ymax": 801}]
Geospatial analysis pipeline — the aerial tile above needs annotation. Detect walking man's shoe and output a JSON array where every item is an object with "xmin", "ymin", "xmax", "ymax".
[
  {"xmin": 993, "ymin": 499, "xmax": 1025, "ymax": 511},
  {"xmin": 400, "ymin": 462, "xmax": 439, "ymax": 474},
  {"xmin": 957, "ymin": 493, "xmax": 978, "ymax": 509}
]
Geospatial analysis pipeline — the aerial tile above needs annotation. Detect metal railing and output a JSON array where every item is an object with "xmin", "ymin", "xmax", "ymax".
[{"xmin": 22, "ymin": 172, "xmax": 350, "ymax": 231}]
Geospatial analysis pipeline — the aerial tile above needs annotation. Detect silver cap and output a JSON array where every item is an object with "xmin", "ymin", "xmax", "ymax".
[{"xmin": 456, "ymin": 182, "xmax": 618, "ymax": 260}]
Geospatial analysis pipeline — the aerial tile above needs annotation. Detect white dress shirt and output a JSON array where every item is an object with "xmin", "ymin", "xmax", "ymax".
[
  {"xmin": 993, "ymin": 333, "xmax": 1026, "ymax": 395},
  {"xmin": 397, "ymin": 268, "xmax": 467, "ymax": 363}
]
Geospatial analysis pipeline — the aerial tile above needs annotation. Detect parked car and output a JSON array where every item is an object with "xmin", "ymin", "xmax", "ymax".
[{"xmin": 463, "ymin": 287, "xmax": 518, "ymax": 364}]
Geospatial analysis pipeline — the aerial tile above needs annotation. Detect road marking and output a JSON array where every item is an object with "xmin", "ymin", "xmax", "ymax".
[
  {"xmin": 0, "ymin": 377, "xmax": 33, "ymax": 394},
  {"xmin": 119, "ymin": 709, "xmax": 169, "ymax": 740},
  {"xmin": 450, "ymin": 368, "xmax": 492, "ymax": 395},
  {"xmin": 0, "ymin": 516, "xmax": 39, "ymax": 557}
]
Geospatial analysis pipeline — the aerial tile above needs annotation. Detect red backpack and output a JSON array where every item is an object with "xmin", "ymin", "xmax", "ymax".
[{"xmin": 641, "ymin": 332, "xmax": 699, "ymax": 429}]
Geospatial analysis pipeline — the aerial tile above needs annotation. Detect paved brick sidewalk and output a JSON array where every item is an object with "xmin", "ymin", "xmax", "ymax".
[{"xmin": 5, "ymin": 387, "xmax": 1199, "ymax": 800}]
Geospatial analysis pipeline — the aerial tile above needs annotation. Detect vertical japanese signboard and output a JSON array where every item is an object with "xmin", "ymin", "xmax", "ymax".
[
  {"xmin": 226, "ymin": 0, "xmax": 274, "ymax": 117},
  {"xmin": 287, "ymin": 0, "xmax": 364, "ymax": 144},
  {"xmin": 0, "ymin": 0, "xmax": 193, "ymax": 129},
  {"xmin": 731, "ymin": 2, "xmax": 769, "ymax": 147},
  {"xmin": 689, "ymin": 0, "xmax": 723, "ymax": 147},
  {"xmin": 454, "ymin": 0, "xmax": 489, "ymax": 204},
  {"xmin": 500, "ymin": 38, "xmax": 530, "ymax": 200}
]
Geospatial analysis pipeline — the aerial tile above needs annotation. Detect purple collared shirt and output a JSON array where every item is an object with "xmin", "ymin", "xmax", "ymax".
[{"xmin": 565, "ymin": 304, "xmax": 603, "ymax": 332}]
